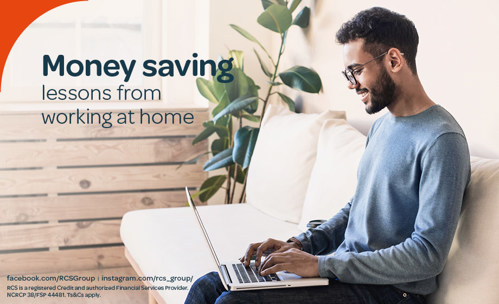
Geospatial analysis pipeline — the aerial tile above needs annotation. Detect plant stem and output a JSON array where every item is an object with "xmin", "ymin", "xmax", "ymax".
[
  {"xmin": 226, "ymin": 166, "xmax": 232, "ymax": 204},
  {"xmin": 230, "ymin": 164, "xmax": 239, "ymax": 203},
  {"xmin": 231, "ymin": 116, "xmax": 243, "ymax": 203},
  {"xmin": 237, "ymin": 32, "xmax": 287, "ymax": 204},
  {"xmin": 259, "ymin": 33, "xmax": 286, "ymax": 128},
  {"xmin": 238, "ymin": 171, "xmax": 248, "ymax": 204},
  {"xmin": 225, "ymin": 114, "xmax": 234, "ymax": 204}
]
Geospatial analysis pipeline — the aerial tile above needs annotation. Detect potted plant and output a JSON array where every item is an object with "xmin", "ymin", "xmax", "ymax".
[{"xmin": 193, "ymin": 0, "xmax": 322, "ymax": 204}]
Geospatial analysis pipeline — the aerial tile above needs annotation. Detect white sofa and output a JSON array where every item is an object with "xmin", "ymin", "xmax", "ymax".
[{"xmin": 120, "ymin": 105, "xmax": 499, "ymax": 304}]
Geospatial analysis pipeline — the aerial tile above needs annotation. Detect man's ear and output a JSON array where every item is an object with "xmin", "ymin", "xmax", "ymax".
[{"xmin": 387, "ymin": 48, "xmax": 404, "ymax": 72}]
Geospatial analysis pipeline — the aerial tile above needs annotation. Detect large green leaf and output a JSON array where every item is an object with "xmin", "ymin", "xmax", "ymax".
[
  {"xmin": 261, "ymin": 0, "xmax": 286, "ymax": 9},
  {"xmin": 230, "ymin": 24, "xmax": 267, "ymax": 51},
  {"xmin": 254, "ymin": 49, "xmax": 273, "ymax": 78},
  {"xmin": 242, "ymin": 113, "xmax": 261, "ymax": 122},
  {"xmin": 257, "ymin": 4, "xmax": 292, "ymax": 34},
  {"xmin": 279, "ymin": 66, "xmax": 322, "ymax": 93},
  {"xmin": 176, "ymin": 151, "xmax": 210, "ymax": 170},
  {"xmin": 192, "ymin": 126, "xmax": 216, "ymax": 145},
  {"xmin": 197, "ymin": 175, "xmax": 227, "ymax": 202},
  {"xmin": 192, "ymin": 121, "xmax": 228, "ymax": 145},
  {"xmin": 233, "ymin": 127, "xmax": 260, "ymax": 169},
  {"xmin": 226, "ymin": 68, "xmax": 259, "ymax": 102},
  {"xmin": 228, "ymin": 164, "xmax": 245, "ymax": 184},
  {"xmin": 232, "ymin": 127, "xmax": 251, "ymax": 167},
  {"xmin": 229, "ymin": 50, "xmax": 244, "ymax": 70},
  {"xmin": 183, "ymin": 151, "xmax": 210, "ymax": 164},
  {"xmin": 196, "ymin": 78, "xmax": 218, "ymax": 104},
  {"xmin": 293, "ymin": 7, "xmax": 310, "ymax": 28},
  {"xmin": 203, "ymin": 148, "xmax": 234, "ymax": 171},
  {"xmin": 211, "ymin": 139, "xmax": 226, "ymax": 156},
  {"xmin": 216, "ymin": 113, "xmax": 231, "ymax": 127},
  {"xmin": 277, "ymin": 92, "xmax": 296, "ymax": 112},
  {"xmin": 213, "ymin": 95, "xmax": 259, "ymax": 123},
  {"xmin": 244, "ymin": 128, "xmax": 259, "ymax": 169},
  {"xmin": 212, "ymin": 70, "xmax": 227, "ymax": 97},
  {"xmin": 213, "ymin": 67, "xmax": 259, "ymax": 106},
  {"xmin": 212, "ymin": 91, "xmax": 230, "ymax": 116},
  {"xmin": 245, "ymin": 86, "xmax": 260, "ymax": 114},
  {"xmin": 289, "ymin": 0, "xmax": 302, "ymax": 12}
]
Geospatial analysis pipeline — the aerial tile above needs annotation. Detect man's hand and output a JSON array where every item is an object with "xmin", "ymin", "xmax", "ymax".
[
  {"xmin": 259, "ymin": 248, "xmax": 319, "ymax": 278},
  {"xmin": 240, "ymin": 238, "xmax": 299, "ymax": 267}
]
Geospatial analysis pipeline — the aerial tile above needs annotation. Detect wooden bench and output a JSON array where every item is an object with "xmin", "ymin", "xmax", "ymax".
[{"xmin": 0, "ymin": 108, "xmax": 208, "ymax": 275}]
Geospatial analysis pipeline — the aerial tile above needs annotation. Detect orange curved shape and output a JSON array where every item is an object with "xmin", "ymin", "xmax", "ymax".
[{"xmin": 0, "ymin": 0, "xmax": 88, "ymax": 92}]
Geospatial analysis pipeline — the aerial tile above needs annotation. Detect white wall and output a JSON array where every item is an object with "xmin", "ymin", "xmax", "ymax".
[
  {"xmin": 209, "ymin": 0, "xmax": 274, "ymax": 90},
  {"xmin": 206, "ymin": 1, "xmax": 275, "ymax": 204},
  {"xmin": 280, "ymin": 0, "xmax": 499, "ymax": 158}
]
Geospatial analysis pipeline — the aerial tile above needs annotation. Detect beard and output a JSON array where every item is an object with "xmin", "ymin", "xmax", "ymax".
[{"xmin": 364, "ymin": 67, "xmax": 396, "ymax": 114}]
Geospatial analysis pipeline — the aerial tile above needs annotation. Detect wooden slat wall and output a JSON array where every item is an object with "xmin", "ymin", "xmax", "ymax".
[
  {"xmin": 0, "ymin": 247, "xmax": 127, "ymax": 274},
  {"xmin": 1, "ymin": 137, "xmax": 206, "ymax": 168},
  {"xmin": 0, "ymin": 111, "xmax": 203, "ymax": 139},
  {"xmin": 0, "ymin": 165, "xmax": 205, "ymax": 195},
  {"xmin": 0, "ymin": 108, "xmax": 208, "ymax": 275}
]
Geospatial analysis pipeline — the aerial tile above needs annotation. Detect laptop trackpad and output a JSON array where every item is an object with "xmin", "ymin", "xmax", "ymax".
[{"xmin": 277, "ymin": 271, "xmax": 302, "ymax": 281}]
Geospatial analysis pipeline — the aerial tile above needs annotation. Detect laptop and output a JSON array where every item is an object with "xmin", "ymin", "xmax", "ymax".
[{"xmin": 185, "ymin": 187, "xmax": 329, "ymax": 291}]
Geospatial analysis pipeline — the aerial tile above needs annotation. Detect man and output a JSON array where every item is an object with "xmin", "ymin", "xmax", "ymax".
[{"xmin": 185, "ymin": 7, "xmax": 470, "ymax": 304}]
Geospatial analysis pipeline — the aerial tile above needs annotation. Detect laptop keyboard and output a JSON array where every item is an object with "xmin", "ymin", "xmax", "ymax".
[{"xmin": 233, "ymin": 263, "xmax": 280, "ymax": 283}]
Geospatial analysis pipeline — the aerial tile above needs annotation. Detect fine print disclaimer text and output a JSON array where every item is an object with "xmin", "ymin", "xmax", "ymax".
[{"xmin": 4, "ymin": 274, "xmax": 193, "ymax": 300}]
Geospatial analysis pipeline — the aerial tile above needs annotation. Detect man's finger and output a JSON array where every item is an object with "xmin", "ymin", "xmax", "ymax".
[
  {"xmin": 255, "ymin": 239, "xmax": 276, "ymax": 266},
  {"xmin": 242, "ymin": 243, "xmax": 260, "ymax": 266},
  {"xmin": 254, "ymin": 243, "xmax": 267, "ymax": 267},
  {"xmin": 274, "ymin": 246, "xmax": 288, "ymax": 253},
  {"xmin": 261, "ymin": 263, "xmax": 289, "ymax": 276},
  {"xmin": 259, "ymin": 252, "xmax": 287, "ymax": 272}
]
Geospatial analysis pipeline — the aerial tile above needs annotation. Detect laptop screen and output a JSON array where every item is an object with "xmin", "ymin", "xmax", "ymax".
[{"xmin": 185, "ymin": 187, "xmax": 222, "ymax": 267}]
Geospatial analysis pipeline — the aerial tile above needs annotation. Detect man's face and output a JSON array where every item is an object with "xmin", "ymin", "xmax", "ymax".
[{"xmin": 343, "ymin": 40, "xmax": 397, "ymax": 114}]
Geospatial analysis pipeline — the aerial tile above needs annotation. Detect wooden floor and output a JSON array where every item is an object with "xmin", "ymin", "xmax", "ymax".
[{"xmin": 0, "ymin": 267, "xmax": 149, "ymax": 304}]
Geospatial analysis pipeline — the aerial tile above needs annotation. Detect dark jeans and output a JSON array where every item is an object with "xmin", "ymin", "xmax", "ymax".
[{"xmin": 184, "ymin": 272, "xmax": 427, "ymax": 304}]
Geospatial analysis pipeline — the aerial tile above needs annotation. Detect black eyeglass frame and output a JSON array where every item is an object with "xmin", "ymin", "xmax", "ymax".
[{"xmin": 341, "ymin": 51, "xmax": 388, "ymax": 86}]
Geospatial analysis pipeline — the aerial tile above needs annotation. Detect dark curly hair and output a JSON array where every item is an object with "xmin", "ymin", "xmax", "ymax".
[{"xmin": 336, "ymin": 7, "xmax": 419, "ymax": 74}]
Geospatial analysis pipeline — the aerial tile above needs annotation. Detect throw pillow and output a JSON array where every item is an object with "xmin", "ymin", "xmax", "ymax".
[
  {"xmin": 245, "ymin": 105, "xmax": 346, "ymax": 224},
  {"xmin": 298, "ymin": 119, "xmax": 366, "ymax": 230}
]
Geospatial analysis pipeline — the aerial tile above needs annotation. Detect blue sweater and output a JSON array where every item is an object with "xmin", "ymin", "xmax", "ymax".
[{"xmin": 294, "ymin": 105, "xmax": 470, "ymax": 295}]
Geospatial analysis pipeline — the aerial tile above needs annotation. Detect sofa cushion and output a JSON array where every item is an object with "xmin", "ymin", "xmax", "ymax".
[
  {"xmin": 428, "ymin": 157, "xmax": 499, "ymax": 303},
  {"xmin": 246, "ymin": 105, "xmax": 345, "ymax": 224},
  {"xmin": 298, "ymin": 119, "xmax": 366, "ymax": 230}
]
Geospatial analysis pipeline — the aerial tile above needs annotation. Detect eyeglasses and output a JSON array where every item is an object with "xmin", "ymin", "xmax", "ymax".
[{"xmin": 341, "ymin": 51, "xmax": 388, "ymax": 86}]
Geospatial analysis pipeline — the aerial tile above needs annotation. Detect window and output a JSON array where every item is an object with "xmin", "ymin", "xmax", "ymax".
[{"xmin": 0, "ymin": 0, "xmax": 209, "ymax": 108}]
